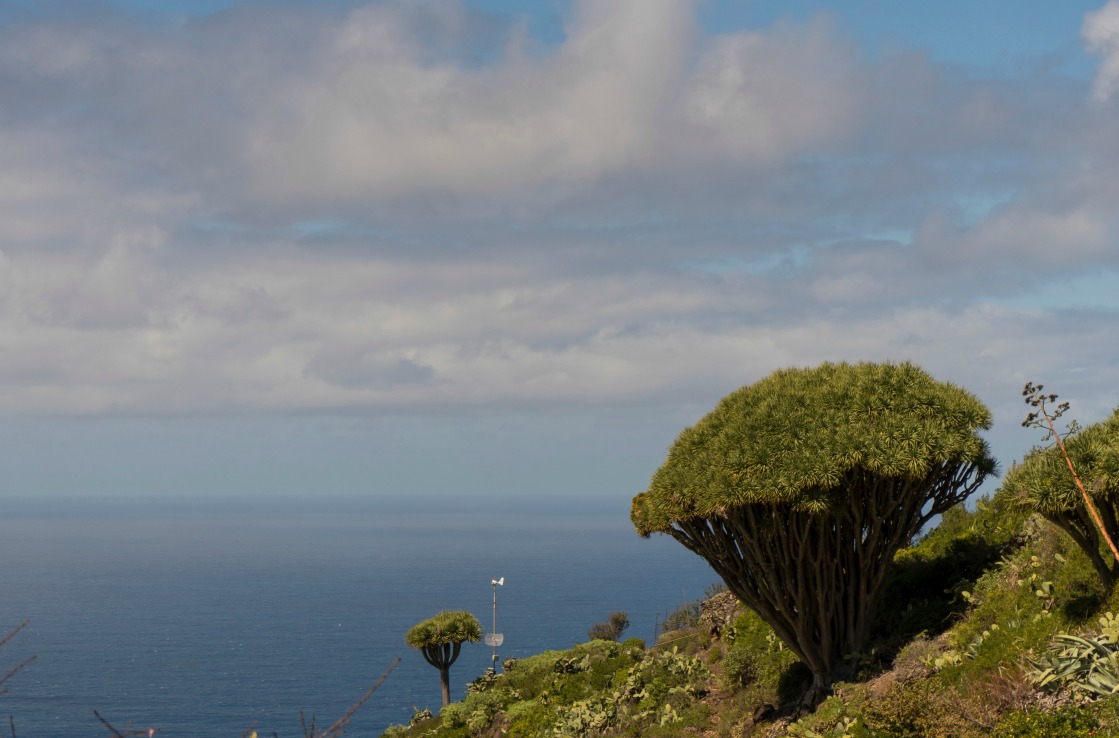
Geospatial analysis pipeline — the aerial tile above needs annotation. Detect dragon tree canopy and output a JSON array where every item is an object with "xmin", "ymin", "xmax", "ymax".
[
  {"xmin": 405, "ymin": 610, "xmax": 483, "ymax": 649},
  {"xmin": 632, "ymin": 360, "xmax": 996, "ymax": 536}
]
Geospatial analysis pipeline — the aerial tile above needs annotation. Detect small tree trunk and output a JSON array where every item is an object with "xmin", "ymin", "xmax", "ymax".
[{"xmin": 439, "ymin": 666, "xmax": 451, "ymax": 707}]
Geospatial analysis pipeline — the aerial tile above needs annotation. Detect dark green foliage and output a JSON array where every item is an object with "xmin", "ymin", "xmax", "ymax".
[
  {"xmin": 992, "ymin": 706, "xmax": 1100, "ymax": 737},
  {"xmin": 503, "ymin": 700, "xmax": 552, "ymax": 737},
  {"xmin": 778, "ymin": 662, "xmax": 815, "ymax": 704},
  {"xmin": 1092, "ymin": 695, "xmax": 1119, "ymax": 735},
  {"xmin": 588, "ymin": 611, "xmax": 630, "ymax": 642},
  {"xmin": 722, "ymin": 610, "xmax": 804, "ymax": 707},
  {"xmin": 632, "ymin": 361, "xmax": 994, "ymax": 531},
  {"xmin": 1003, "ymin": 406, "xmax": 1119, "ymax": 588},
  {"xmin": 878, "ymin": 504, "xmax": 1015, "ymax": 645},
  {"xmin": 632, "ymin": 361, "xmax": 995, "ymax": 700},
  {"xmin": 620, "ymin": 637, "xmax": 646, "ymax": 652},
  {"xmin": 948, "ymin": 515, "xmax": 1105, "ymax": 657},
  {"xmin": 721, "ymin": 644, "xmax": 756, "ymax": 688}
]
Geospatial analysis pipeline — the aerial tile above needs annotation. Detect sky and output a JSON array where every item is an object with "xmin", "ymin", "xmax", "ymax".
[{"xmin": 1, "ymin": 0, "xmax": 1118, "ymax": 509}]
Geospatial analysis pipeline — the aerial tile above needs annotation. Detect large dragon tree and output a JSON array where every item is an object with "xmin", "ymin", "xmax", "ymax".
[
  {"xmin": 406, "ymin": 610, "xmax": 482, "ymax": 707},
  {"xmin": 631, "ymin": 361, "xmax": 995, "ymax": 702},
  {"xmin": 1003, "ymin": 405, "xmax": 1119, "ymax": 588}
]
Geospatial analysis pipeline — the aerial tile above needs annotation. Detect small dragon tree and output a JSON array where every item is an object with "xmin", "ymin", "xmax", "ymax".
[
  {"xmin": 1003, "ymin": 383, "xmax": 1119, "ymax": 588},
  {"xmin": 631, "ymin": 361, "xmax": 995, "ymax": 703},
  {"xmin": 405, "ymin": 610, "xmax": 482, "ymax": 707}
]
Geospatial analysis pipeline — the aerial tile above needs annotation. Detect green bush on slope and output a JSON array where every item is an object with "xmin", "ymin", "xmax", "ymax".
[
  {"xmin": 386, "ymin": 483, "xmax": 1119, "ymax": 738},
  {"xmin": 876, "ymin": 502, "xmax": 1020, "ymax": 645},
  {"xmin": 723, "ymin": 609, "xmax": 806, "ymax": 705},
  {"xmin": 381, "ymin": 638, "xmax": 711, "ymax": 738},
  {"xmin": 992, "ymin": 705, "xmax": 1100, "ymax": 737}
]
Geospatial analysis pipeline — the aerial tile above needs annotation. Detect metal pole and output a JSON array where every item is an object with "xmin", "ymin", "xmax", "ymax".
[{"xmin": 492, "ymin": 580, "xmax": 498, "ymax": 672}]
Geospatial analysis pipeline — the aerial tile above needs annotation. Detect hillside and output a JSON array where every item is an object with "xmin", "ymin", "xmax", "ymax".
[{"xmin": 380, "ymin": 491, "xmax": 1119, "ymax": 737}]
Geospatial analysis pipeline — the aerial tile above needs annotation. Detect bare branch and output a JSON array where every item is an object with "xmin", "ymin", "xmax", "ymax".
[
  {"xmin": 0, "ymin": 656, "xmax": 37, "ymax": 696},
  {"xmin": 93, "ymin": 710, "xmax": 158, "ymax": 738},
  {"xmin": 319, "ymin": 658, "xmax": 401, "ymax": 738},
  {"xmin": 0, "ymin": 622, "xmax": 28, "ymax": 652},
  {"xmin": 0, "ymin": 621, "xmax": 35, "ymax": 698}
]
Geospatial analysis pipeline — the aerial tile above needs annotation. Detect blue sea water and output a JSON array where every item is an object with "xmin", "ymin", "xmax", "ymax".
[{"xmin": 0, "ymin": 496, "xmax": 715, "ymax": 737}]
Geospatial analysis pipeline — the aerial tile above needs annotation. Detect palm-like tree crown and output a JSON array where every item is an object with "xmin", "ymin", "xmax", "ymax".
[{"xmin": 405, "ymin": 610, "xmax": 482, "ymax": 649}]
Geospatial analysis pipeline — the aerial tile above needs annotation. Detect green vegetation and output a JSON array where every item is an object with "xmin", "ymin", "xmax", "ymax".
[
  {"xmin": 382, "ymin": 490, "xmax": 1119, "ymax": 736},
  {"xmin": 631, "ymin": 361, "xmax": 996, "ymax": 700},
  {"xmin": 382, "ymin": 639, "xmax": 710, "ymax": 738},
  {"xmin": 406, "ymin": 611, "xmax": 483, "ymax": 707},
  {"xmin": 381, "ymin": 377, "xmax": 1119, "ymax": 736}
]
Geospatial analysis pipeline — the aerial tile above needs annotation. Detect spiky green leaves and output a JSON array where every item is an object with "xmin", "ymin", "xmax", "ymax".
[
  {"xmin": 405, "ymin": 610, "xmax": 483, "ymax": 650},
  {"xmin": 632, "ymin": 361, "xmax": 994, "ymax": 535},
  {"xmin": 1004, "ymin": 408, "xmax": 1119, "ymax": 516}
]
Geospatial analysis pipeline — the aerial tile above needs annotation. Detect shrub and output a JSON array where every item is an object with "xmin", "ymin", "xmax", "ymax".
[
  {"xmin": 504, "ymin": 700, "xmax": 554, "ymax": 738},
  {"xmin": 620, "ymin": 637, "xmax": 646, "ymax": 653},
  {"xmin": 721, "ymin": 645, "xmax": 757, "ymax": 688},
  {"xmin": 588, "ymin": 611, "xmax": 630, "ymax": 642},
  {"xmin": 861, "ymin": 681, "xmax": 984, "ymax": 738},
  {"xmin": 722, "ymin": 609, "xmax": 802, "ymax": 704},
  {"xmin": 438, "ymin": 700, "xmax": 470, "ymax": 728},
  {"xmin": 992, "ymin": 706, "xmax": 1100, "ymax": 737},
  {"xmin": 944, "ymin": 517, "xmax": 1076, "ymax": 668},
  {"xmin": 878, "ymin": 505, "xmax": 1007, "ymax": 644}
]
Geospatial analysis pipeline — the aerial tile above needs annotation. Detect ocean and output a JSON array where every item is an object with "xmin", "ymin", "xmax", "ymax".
[{"xmin": 0, "ymin": 496, "xmax": 716, "ymax": 737}]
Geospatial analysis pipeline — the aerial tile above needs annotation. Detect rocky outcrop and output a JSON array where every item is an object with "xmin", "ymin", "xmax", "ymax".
[{"xmin": 700, "ymin": 591, "xmax": 740, "ymax": 638}]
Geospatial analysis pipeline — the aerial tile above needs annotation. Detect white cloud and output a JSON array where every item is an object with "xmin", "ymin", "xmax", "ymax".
[
  {"xmin": 0, "ymin": 0, "xmax": 1115, "ymax": 441},
  {"xmin": 243, "ymin": 0, "xmax": 860, "ymax": 201},
  {"xmin": 1085, "ymin": 0, "xmax": 1119, "ymax": 102},
  {"xmin": 683, "ymin": 17, "xmax": 859, "ymax": 160},
  {"xmin": 915, "ymin": 205, "xmax": 1111, "ymax": 270},
  {"xmin": 0, "ymin": 231, "xmax": 1114, "ymax": 425}
]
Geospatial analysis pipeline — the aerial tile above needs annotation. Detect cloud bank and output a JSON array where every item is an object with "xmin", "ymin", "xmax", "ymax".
[{"xmin": 0, "ymin": 0, "xmax": 1116, "ymax": 439}]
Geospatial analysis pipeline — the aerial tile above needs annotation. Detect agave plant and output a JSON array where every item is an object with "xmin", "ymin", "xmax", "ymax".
[{"xmin": 1030, "ymin": 614, "xmax": 1119, "ymax": 697}]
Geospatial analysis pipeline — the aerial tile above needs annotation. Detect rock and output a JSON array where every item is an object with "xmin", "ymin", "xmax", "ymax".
[{"xmin": 700, "ymin": 591, "xmax": 740, "ymax": 638}]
